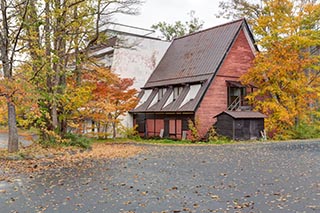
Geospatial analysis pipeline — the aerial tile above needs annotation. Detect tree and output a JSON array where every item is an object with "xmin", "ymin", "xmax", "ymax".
[
  {"xmin": 217, "ymin": 0, "xmax": 320, "ymax": 39},
  {"xmin": 1, "ymin": 0, "xmax": 142, "ymax": 148},
  {"xmin": 238, "ymin": 0, "xmax": 320, "ymax": 138},
  {"xmin": 217, "ymin": 0, "xmax": 263, "ymax": 29},
  {"xmin": 21, "ymin": 0, "xmax": 141, "ymax": 141},
  {"xmin": 152, "ymin": 10, "xmax": 204, "ymax": 40},
  {"xmin": 64, "ymin": 66, "xmax": 138, "ymax": 139},
  {"xmin": 107, "ymin": 78, "xmax": 138, "ymax": 138},
  {"xmin": 0, "ymin": 0, "xmax": 30, "ymax": 152}
]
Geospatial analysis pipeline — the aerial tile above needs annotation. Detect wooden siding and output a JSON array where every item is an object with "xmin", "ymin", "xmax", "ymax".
[
  {"xmin": 215, "ymin": 112, "xmax": 265, "ymax": 140},
  {"xmin": 146, "ymin": 119, "xmax": 155, "ymax": 137},
  {"xmin": 169, "ymin": 120, "xmax": 176, "ymax": 135},
  {"xmin": 155, "ymin": 119, "xmax": 164, "ymax": 136},
  {"xmin": 215, "ymin": 113, "xmax": 234, "ymax": 139},
  {"xmin": 133, "ymin": 113, "xmax": 193, "ymax": 139},
  {"xmin": 195, "ymin": 29, "xmax": 255, "ymax": 137}
]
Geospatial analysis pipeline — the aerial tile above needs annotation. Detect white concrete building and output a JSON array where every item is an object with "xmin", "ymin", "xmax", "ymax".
[
  {"xmin": 90, "ymin": 33, "xmax": 170, "ymax": 90},
  {"xmin": 88, "ymin": 29, "xmax": 170, "ymax": 134}
]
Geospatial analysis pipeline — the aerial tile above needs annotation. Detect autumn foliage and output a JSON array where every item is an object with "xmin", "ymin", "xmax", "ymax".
[
  {"xmin": 63, "ymin": 66, "xmax": 138, "ymax": 139},
  {"xmin": 0, "ymin": 64, "xmax": 138, "ymax": 142},
  {"xmin": 241, "ymin": 0, "xmax": 320, "ymax": 138}
]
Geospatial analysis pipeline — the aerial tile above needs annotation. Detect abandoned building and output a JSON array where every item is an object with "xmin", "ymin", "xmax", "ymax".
[
  {"xmin": 131, "ymin": 18, "xmax": 264, "ymax": 140},
  {"xmin": 84, "ymin": 24, "xmax": 170, "ymax": 135}
]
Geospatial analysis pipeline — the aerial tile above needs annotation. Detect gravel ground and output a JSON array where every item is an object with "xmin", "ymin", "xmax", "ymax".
[{"xmin": 0, "ymin": 141, "xmax": 320, "ymax": 212}]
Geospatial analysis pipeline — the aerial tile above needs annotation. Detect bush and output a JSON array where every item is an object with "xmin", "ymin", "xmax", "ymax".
[
  {"xmin": 39, "ymin": 131, "xmax": 92, "ymax": 149},
  {"xmin": 118, "ymin": 125, "xmax": 140, "ymax": 140},
  {"xmin": 290, "ymin": 122, "xmax": 320, "ymax": 139},
  {"xmin": 64, "ymin": 133, "xmax": 92, "ymax": 149},
  {"xmin": 188, "ymin": 118, "xmax": 200, "ymax": 142},
  {"xmin": 207, "ymin": 126, "xmax": 218, "ymax": 142}
]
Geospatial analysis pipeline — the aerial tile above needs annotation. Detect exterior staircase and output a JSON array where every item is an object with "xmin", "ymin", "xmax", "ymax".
[{"xmin": 227, "ymin": 96, "xmax": 252, "ymax": 111}]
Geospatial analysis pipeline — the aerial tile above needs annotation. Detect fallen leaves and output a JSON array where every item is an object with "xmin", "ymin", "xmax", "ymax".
[
  {"xmin": 0, "ymin": 143, "xmax": 144, "ymax": 181},
  {"xmin": 0, "ymin": 141, "xmax": 319, "ymax": 212}
]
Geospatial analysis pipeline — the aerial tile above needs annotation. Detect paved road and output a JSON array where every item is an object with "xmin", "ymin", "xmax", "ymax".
[
  {"xmin": 1, "ymin": 141, "xmax": 320, "ymax": 212},
  {"xmin": 0, "ymin": 133, "xmax": 33, "ymax": 149}
]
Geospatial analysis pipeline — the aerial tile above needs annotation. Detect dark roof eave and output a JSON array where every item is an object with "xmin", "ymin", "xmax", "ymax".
[
  {"xmin": 214, "ymin": 110, "xmax": 267, "ymax": 119},
  {"xmin": 131, "ymin": 110, "xmax": 195, "ymax": 114}
]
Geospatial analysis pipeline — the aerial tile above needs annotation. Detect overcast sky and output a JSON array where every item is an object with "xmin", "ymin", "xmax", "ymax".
[{"xmin": 112, "ymin": 0, "xmax": 229, "ymax": 35}]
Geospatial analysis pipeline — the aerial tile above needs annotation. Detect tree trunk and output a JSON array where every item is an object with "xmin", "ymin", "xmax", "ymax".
[
  {"xmin": 51, "ymin": 105, "xmax": 58, "ymax": 129},
  {"xmin": 7, "ymin": 101, "xmax": 19, "ymax": 152},
  {"xmin": 0, "ymin": 0, "xmax": 30, "ymax": 152},
  {"xmin": 44, "ymin": 0, "xmax": 56, "ymax": 131},
  {"xmin": 112, "ymin": 122, "xmax": 116, "ymax": 139}
]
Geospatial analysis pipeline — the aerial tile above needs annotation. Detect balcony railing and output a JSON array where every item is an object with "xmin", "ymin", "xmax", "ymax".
[
  {"xmin": 227, "ymin": 96, "xmax": 241, "ymax": 111},
  {"xmin": 227, "ymin": 96, "xmax": 252, "ymax": 111}
]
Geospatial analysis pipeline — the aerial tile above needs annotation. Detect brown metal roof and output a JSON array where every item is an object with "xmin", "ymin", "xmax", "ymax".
[
  {"xmin": 132, "ymin": 19, "xmax": 257, "ymax": 114},
  {"xmin": 216, "ymin": 111, "xmax": 266, "ymax": 119},
  {"xmin": 144, "ymin": 19, "xmax": 246, "ymax": 88},
  {"xmin": 131, "ymin": 80, "xmax": 209, "ymax": 113}
]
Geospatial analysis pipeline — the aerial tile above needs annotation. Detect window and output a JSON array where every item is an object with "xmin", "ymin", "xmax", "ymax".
[
  {"xmin": 228, "ymin": 87, "xmax": 246, "ymax": 109},
  {"xmin": 158, "ymin": 88, "xmax": 166, "ymax": 101},
  {"xmin": 173, "ymin": 86, "xmax": 183, "ymax": 100}
]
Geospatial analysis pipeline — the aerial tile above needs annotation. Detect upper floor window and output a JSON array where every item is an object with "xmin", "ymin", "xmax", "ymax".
[
  {"xmin": 173, "ymin": 86, "xmax": 183, "ymax": 100},
  {"xmin": 158, "ymin": 88, "xmax": 167, "ymax": 101}
]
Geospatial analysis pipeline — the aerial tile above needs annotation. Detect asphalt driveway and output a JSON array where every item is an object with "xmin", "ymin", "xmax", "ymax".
[
  {"xmin": 0, "ymin": 133, "xmax": 33, "ymax": 149},
  {"xmin": 1, "ymin": 141, "xmax": 320, "ymax": 212}
]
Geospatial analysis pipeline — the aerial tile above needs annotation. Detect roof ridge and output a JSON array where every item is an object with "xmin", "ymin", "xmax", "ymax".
[{"xmin": 174, "ymin": 18, "xmax": 245, "ymax": 41}]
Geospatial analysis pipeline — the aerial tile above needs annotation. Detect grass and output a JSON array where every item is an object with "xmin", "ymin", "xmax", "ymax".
[{"xmin": 95, "ymin": 136, "xmax": 237, "ymax": 146}]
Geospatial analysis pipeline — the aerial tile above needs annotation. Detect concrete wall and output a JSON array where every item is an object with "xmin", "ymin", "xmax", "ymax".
[
  {"xmin": 195, "ymin": 29, "xmax": 256, "ymax": 137},
  {"xmin": 111, "ymin": 35, "xmax": 170, "ymax": 90},
  {"xmin": 98, "ymin": 35, "xmax": 169, "ymax": 132}
]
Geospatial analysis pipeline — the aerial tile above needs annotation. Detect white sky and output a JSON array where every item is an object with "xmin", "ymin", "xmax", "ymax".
[{"xmin": 112, "ymin": 0, "xmax": 229, "ymax": 36}]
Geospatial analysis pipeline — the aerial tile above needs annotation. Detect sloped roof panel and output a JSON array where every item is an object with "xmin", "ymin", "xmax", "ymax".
[
  {"xmin": 216, "ymin": 111, "xmax": 266, "ymax": 119},
  {"xmin": 144, "ymin": 19, "xmax": 244, "ymax": 88}
]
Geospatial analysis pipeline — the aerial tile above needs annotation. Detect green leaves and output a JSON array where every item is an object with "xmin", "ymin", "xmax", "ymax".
[{"xmin": 151, "ymin": 10, "xmax": 204, "ymax": 41}]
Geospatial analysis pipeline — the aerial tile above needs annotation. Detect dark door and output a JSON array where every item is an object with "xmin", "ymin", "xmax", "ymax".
[{"xmin": 164, "ymin": 119, "xmax": 169, "ymax": 138}]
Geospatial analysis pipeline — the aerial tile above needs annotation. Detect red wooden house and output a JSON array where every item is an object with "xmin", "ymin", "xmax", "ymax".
[{"xmin": 131, "ymin": 19, "xmax": 259, "ymax": 139}]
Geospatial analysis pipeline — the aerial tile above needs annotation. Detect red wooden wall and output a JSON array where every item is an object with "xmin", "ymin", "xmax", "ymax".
[{"xmin": 195, "ymin": 29, "xmax": 255, "ymax": 137}]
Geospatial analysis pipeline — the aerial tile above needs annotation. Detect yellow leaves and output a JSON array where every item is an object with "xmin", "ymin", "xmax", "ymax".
[
  {"xmin": 255, "ymin": 0, "xmax": 320, "ymax": 49},
  {"xmin": 0, "ymin": 99, "xmax": 7, "ymax": 125},
  {"xmin": 0, "ymin": 79, "xmax": 20, "ymax": 97},
  {"xmin": 242, "ymin": 22, "xmax": 319, "ymax": 137},
  {"xmin": 62, "ymin": 84, "xmax": 92, "ymax": 112},
  {"xmin": 42, "ymin": 129, "xmax": 70, "ymax": 144}
]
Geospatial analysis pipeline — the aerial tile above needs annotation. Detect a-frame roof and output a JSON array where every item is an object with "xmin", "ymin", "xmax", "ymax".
[
  {"xmin": 143, "ymin": 18, "xmax": 256, "ymax": 89},
  {"xmin": 132, "ymin": 19, "xmax": 256, "ymax": 113}
]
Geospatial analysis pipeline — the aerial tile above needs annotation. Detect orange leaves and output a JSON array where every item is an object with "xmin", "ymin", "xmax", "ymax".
[
  {"xmin": 242, "ymin": 44, "xmax": 318, "ymax": 136},
  {"xmin": 241, "ymin": 0, "xmax": 320, "ymax": 138},
  {"xmin": 108, "ymin": 78, "xmax": 138, "ymax": 113},
  {"xmin": 65, "ymin": 66, "xmax": 138, "ymax": 137}
]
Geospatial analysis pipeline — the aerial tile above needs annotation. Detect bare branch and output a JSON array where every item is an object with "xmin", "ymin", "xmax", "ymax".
[{"xmin": 9, "ymin": 0, "xmax": 30, "ymax": 73}]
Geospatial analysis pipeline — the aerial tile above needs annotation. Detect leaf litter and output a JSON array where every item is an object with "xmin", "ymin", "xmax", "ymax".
[{"xmin": 0, "ymin": 143, "xmax": 144, "ymax": 181}]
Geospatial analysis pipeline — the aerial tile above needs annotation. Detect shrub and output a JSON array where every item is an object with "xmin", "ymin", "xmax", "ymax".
[
  {"xmin": 64, "ymin": 133, "xmax": 92, "ymax": 149},
  {"xmin": 291, "ymin": 122, "xmax": 320, "ymax": 139},
  {"xmin": 188, "ymin": 118, "xmax": 200, "ymax": 142},
  {"xmin": 39, "ymin": 131, "xmax": 92, "ymax": 149},
  {"xmin": 207, "ymin": 126, "xmax": 218, "ymax": 142},
  {"xmin": 118, "ymin": 125, "xmax": 140, "ymax": 140}
]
